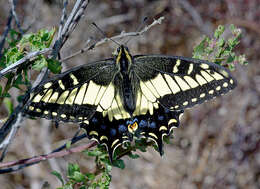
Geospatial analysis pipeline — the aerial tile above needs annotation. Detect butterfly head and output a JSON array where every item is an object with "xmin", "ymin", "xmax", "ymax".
[{"xmin": 115, "ymin": 45, "xmax": 132, "ymax": 68}]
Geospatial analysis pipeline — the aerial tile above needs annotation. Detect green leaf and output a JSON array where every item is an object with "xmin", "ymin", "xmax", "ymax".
[
  {"xmin": 63, "ymin": 184, "xmax": 73, "ymax": 189},
  {"xmin": 47, "ymin": 59, "xmax": 62, "ymax": 74},
  {"xmin": 51, "ymin": 170, "xmax": 64, "ymax": 186},
  {"xmin": 72, "ymin": 171, "xmax": 86, "ymax": 182},
  {"xmin": 32, "ymin": 55, "xmax": 48, "ymax": 71},
  {"xmin": 86, "ymin": 173, "xmax": 95, "ymax": 181},
  {"xmin": 68, "ymin": 163, "xmax": 80, "ymax": 177},
  {"xmin": 128, "ymin": 153, "xmax": 140, "ymax": 159},
  {"xmin": 112, "ymin": 159, "xmax": 125, "ymax": 169},
  {"xmin": 4, "ymin": 98, "xmax": 13, "ymax": 115},
  {"xmin": 214, "ymin": 25, "xmax": 225, "ymax": 39},
  {"xmin": 66, "ymin": 141, "xmax": 72, "ymax": 149},
  {"xmin": 85, "ymin": 149, "xmax": 103, "ymax": 157}
]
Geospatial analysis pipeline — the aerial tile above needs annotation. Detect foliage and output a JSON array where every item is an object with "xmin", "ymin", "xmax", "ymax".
[
  {"xmin": 193, "ymin": 24, "xmax": 248, "ymax": 70},
  {"xmin": 0, "ymin": 28, "xmax": 59, "ymax": 113}
]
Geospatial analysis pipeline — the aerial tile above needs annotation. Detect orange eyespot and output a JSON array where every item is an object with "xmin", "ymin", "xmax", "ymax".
[{"xmin": 128, "ymin": 122, "xmax": 138, "ymax": 133}]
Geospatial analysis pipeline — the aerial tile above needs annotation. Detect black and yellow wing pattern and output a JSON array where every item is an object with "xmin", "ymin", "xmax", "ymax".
[{"xmin": 24, "ymin": 45, "xmax": 236, "ymax": 161}]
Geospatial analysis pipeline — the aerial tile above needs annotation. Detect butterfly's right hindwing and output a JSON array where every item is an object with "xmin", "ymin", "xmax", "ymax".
[{"xmin": 25, "ymin": 59, "xmax": 118, "ymax": 122}]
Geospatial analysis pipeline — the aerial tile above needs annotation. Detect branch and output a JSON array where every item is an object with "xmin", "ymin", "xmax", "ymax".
[
  {"xmin": 0, "ymin": 10, "xmax": 13, "ymax": 58},
  {"xmin": 61, "ymin": 16, "xmax": 165, "ymax": 62},
  {"xmin": 9, "ymin": 0, "xmax": 23, "ymax": 34},
  {"xmin": 0, "ymin": 140, "xmax": 97, "ymax": 174},
  {"xmin": 0, "ymin": 0, "xmax": 90, "ymax": 162},
  {"xmin": 0, "ymin": 48, "xmax": 51, "ymax": 79},
  {"xmin": 52, "ymin": 0, "xmax": 89, "ymax": 59}
]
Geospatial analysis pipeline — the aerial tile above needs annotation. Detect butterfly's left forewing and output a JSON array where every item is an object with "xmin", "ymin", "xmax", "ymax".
[{"xmin": 133, "ymin": 55, "xmax": 237, "ymax": 111}]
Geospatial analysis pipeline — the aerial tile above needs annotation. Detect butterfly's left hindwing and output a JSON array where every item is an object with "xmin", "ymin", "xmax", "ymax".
[{"xmin": 133, "ymin": 55, "xmax": 237, "ymax": 110}]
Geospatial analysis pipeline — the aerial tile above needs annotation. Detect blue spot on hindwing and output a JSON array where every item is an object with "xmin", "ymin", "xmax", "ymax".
[
  {"xmin": 110, "ymin": 128, "xmax": 117, "ymax": 136},
  {"xmin": 139, "ymin": 120, "xmax": 148, "ymax": 128},
  {"xmin": 91, "ymin": 117, "xmax": 98, "ymax": 124},
  {"xmin": 101, "ymin": 124, "xmax": 107, "ymax": 130},
  {"xmin": 118, "ymin": 124, "xmax": 127, "ymax": 133},
  {"xmin": 149, "ymin": 121, "xmax": 156, "ymax": 129},
  {"xmin": 158, "ymin": 115, "xmax": 164, "ymax": 121}
]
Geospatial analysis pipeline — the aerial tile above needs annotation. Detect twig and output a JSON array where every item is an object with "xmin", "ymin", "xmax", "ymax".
[
  {"xmin": 9, "ymin": 0, "xmax": 23, "ymax": 35},
  {"xmin": 0, "ymin": 48, "xmax": 51, "ymax": 79},
  {"xmin": 52, "ymin": 0, "xmax": 89, "ymax": 59},
  {"xmin": 0, "ymin": 140, "xmax": 97, "ymax": 174},
  {"xmin": 0, "ymin": 10, "xmax": 13, "ymax": 58},
  {"xmin": 61, "ymin": 16, "xmax": 165, "ymax": 62},
  {"xmin": 58, "ymin": 0, "xmax": 68, "ymax": 39}
]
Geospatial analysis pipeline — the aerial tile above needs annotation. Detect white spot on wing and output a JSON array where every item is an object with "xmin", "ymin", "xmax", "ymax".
[
  {"xmin": 48, "ymin": 92, "xmax": 59, "ymax": 103},
  {"xmin": 164, "ymin": 74, "xmax": 180, "ymax": 94},
  {"xmin": 58, "ymin": 80, "xmax": 65, "ymax": 90},
  {"xmin": 42, "ymin": 89, "xmax": 53, "ymax": 103},
  {"xmin": 173, "ymin": 59, "xmax": 181, "ymax": 73},
  {"xmin": 140, "ymin": 82, "xmax": 157, "ymax": 102},
  {"xmin": 195, "ymin": 74, "xmax": 207, "ymax": 85},
  {"xmin": 175, "ymin": 76, "xmax": 190, "ymax": 91},
  {"xmin": 57, "ymin": 90, "xmax": 69, "ymax": 104},
  {"xmin": 65, "ymin": 88, "xmax": 78, "ymax": 104},
  {"xmin": 70, "ymin": 74, "xmax": 79, "ymax": 85},
  {"xmin": 184, "ymin": 76, "xmax": 199, "ymax": 88},
  {"xmin": 201, "ymin": 70, "xmax": 214, "ymax": 82},
  {"xmin": 74, "ymin": 83, "xmax": 87, "ymax": 104},
  {"xmin": 83, "ymin": 81, "xmax": 100, "ymax": 105},
  {"xmin": 200, "ymin": 63, "xmax": 209, "ymax": 69},
  {"xmin": 99, "ymin": 83, "xmax": 115, "ymax": 109},
  {"xmin": 206, "ymin": 70, "xmax": 224, "ymax": 80},
  {"xmin": 150, "ymin": 74, "xmax": 172, "ymax": 97},
  {"xmin": 188, "ymin": 64, "xmax": 193, "ymax": 74}
]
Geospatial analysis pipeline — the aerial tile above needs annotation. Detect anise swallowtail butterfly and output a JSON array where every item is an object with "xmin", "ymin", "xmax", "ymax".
[{"xmin": 24, "ymin": 45, "xmax": 236, "ymax": 161}]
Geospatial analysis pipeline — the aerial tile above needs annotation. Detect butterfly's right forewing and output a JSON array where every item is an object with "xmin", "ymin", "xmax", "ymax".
[{"xmin": 25, "ymin": 59, "xmax": 118, "ymax": 122}]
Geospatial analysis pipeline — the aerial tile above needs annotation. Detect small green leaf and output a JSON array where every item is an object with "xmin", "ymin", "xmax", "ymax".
[
  {"xmin": 86, "ymin": 173, "xmax": 95, "ymax": 180},
  {"xmin": 66, "ymin": 141, "xmax": 72, "ymax": 149},
  {"xmin": 68, "ymin": 163, "xmax": 80, "ymax": 177},
  {"xmin": 72, "ymin": 171, "xmax": 85, "ymax": 182},
  {"xmin": 112, "ymin": 159, "xmax": 125, "ymax": 169},
  {"xmin": 214, "ymin": 25, "xmax": 225, "ymax": 39},
  {"xmin": 51, "ymin": 170, "xmax": 64, "ymax": 186},
  {"xmin": 63, "ymin": 184, "xmax": 73, "ymax": 189},
  {"xmin": 128, "ymin": 153, "xmax": 140, "ymax": 159},
  {"xmin": 17, "ymin": 95, "xmax": 24, "ymax": 103},
  {"xmin": 47, "ymin": 59, "xmax": 62, "ymax": 74},
  {"xmin": 32, "ymin": 56, "xmax": 48, "ymax": 71},
  {"xmin": 4, "ymin": 98, "xmax": 13, "ymax": 115},
  {"xmin": 85, "ymin": 149, "xmax": 103, "ymax": 157}
]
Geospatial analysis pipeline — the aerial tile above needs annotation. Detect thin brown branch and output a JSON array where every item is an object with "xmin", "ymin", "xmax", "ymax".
[
  {"xmin": 0, "ymin": 141, "xmax": 97, "ymax": 172},
  {"xmin": 61, "ymin": 16, "xmax": 165, "ymax": 62}
]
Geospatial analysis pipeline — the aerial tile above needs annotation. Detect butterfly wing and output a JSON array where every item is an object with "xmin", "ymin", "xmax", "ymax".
[
  {"xmin": 132, "ymin": 55, "xmax": 237, "ymax": 111},
  {"xmin": 24, "ymin": 59, "xmax": 118, "ymax": 122},
  {"xmin": 80, "ymin": 104, "xmax": 183, "ymax": 161}
]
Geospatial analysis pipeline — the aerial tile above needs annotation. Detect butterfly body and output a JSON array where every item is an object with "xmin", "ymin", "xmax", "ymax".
[{"xmin": 24, "ymin": 45, "xmax": 237, "ymax": 161}]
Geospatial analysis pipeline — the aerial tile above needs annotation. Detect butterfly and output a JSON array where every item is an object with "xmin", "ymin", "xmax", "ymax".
[{"xmin": 24, "ymin": 45, "xmax": 237, "ymax": 161}]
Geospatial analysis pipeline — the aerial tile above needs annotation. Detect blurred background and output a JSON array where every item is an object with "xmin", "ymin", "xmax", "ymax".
[{"xmin": 0, "ymin": 0, "xmax": 259, "ymax": 188}]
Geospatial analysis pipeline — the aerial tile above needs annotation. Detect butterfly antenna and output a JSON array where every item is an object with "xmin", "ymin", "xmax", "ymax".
[
  {"xmin": 125, "ymin": 16, "xmax": 148, "ymax": 45},
  {"xmin": 92, "ymin": 22, "xmax": 121, "ymax": 46}
]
